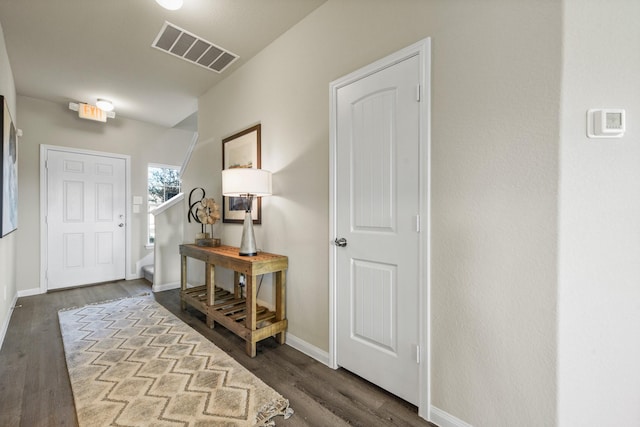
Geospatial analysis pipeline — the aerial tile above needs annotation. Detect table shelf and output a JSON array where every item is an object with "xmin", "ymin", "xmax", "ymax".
[{"xmin": 179, "ymin": 245, "xmax": 288, "ymax": 357}]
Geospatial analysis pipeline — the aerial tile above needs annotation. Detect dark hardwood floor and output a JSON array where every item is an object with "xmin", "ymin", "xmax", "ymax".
[{"xmin": 0, "ymin": 280, "xmax": 435, "ymax": 427}]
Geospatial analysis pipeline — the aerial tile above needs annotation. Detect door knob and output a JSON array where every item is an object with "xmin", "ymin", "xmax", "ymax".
[
  {"xmin": 334, "ymin": 237, "xmax": 347, "ymax": 247},
  {"xmin": 118, "ymin": 223, "xmax": 124, "ymax": 228}
]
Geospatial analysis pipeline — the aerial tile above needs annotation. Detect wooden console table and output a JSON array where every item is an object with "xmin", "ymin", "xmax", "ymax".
[{"xmin": 179, "ymin": 244, "xmax": 288, "ymax": 357}]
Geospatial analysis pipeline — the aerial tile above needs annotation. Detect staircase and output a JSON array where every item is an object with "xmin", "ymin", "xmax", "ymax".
[{"xmin": 142, "ymin": 264, "xmax": 154, "ymax": 284}]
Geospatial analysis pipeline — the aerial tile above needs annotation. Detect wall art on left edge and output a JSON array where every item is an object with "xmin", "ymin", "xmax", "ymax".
[{"xmin": 0, "ymin": 95, "xmax": 17, "ymax": 237}]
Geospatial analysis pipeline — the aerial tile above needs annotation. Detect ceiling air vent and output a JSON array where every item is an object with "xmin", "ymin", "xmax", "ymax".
[{"xmin": 152, "ymin": 21, "xmax": 239, "ymax": 73}]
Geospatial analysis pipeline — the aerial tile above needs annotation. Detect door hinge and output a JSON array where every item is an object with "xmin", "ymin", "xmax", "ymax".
[
  {"xmin": 415, "ymin": 344, "xmax": 421, "ymax": 364},
  {"xmin": 416, "ymin": 214, "xmax": 420, "ymax": 232},
  {"xmin": 416, "ymin": 84, "xmax": 421, "ymax": 102}
]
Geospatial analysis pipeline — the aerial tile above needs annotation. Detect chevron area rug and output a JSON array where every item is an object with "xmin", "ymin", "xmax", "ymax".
[{"xmin": 58, "ymin": 296, "xmax": 293, "ymax": 426}]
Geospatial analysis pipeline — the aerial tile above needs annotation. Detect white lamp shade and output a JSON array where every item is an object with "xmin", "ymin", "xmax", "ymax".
[{"xmin": 222, "ymin": 168, "xmax": 272, "ymax": 197}]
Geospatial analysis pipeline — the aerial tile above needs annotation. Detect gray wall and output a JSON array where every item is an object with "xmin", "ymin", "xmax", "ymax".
[
  {"xmin": 15, "ymin": 96, "xmax": 193, "ymax": 293},
  {"xmin": 187, "ymin": 1, "xmax": 561, "ymax": 425}
]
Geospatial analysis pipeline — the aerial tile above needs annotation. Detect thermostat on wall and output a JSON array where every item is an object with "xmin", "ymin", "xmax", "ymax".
[{"xmin": 587, "ymin": 109, "xmax": 626, "ymax": 138}]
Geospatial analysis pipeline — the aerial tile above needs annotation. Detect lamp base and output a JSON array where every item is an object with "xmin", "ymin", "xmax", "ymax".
[{"xmin": 239, "ymin": 210, "xmax": 257, "ymax": 256}]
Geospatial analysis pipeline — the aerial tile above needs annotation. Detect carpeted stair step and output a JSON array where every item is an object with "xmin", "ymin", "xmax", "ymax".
[{"xmin": 142, "ymin": 265, "xmax": 154, "ymax": 283}]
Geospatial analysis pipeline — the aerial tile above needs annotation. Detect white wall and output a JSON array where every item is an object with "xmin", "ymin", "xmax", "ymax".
[
  {"xmin": 15, "ymin": 96, "xmax": 193, "ymax": 293},
  {"xmin": 0, "ymin": 20, "xmax": 17, "ymax": 348},
  {"xmin": 152, "ymin": 195, "xmax": 184, "ymax": 291},
  {"xmin": 187, "ymin": 1, "xmax": 561, "ymax": 426},
  {"xmin": 558, "ymin": 1, "xmax": 640, "ymax": 425}
]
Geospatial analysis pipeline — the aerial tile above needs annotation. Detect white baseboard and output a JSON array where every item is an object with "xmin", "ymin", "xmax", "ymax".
[
  {"xmin": 285, "ymin": 332, "xmax": 331, "ymax": 367},
  {"xmin": 430, "ymin": 406, "xmax": 473, "ymax": 427},
  {"xmin": 152, "ymin": 281, "xmax": 181, "ymax": 293},
  {"xmin": 0, "ymin": 293, "xmax": 18, "ymax": 351},
  {"xmin": 17, "ymin": 287, "xmax": 44, "ymax": 298}
]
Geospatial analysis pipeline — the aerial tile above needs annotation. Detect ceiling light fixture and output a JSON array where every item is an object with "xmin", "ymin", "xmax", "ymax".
[
  {"xmin": 96, "ymin": 98, "xmax": 114, "ymax": 112},
  {"xmin": 155, "ymin": 0, "xmax": 183, "ymax": 10}
]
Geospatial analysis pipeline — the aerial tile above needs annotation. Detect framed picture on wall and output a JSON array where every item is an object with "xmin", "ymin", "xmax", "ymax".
[
  {"xmin": 0, "ymin": 95, "xmax": 18, "ymax": 237},
  {"xmin": 222, "ymin": 124, "xmax": 261, "ymax": 224}
]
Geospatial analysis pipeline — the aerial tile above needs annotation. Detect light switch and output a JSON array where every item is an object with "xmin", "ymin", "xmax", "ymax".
[
  {"xmin": 133, "ymin": 196, "xmax": 143, "ymax": 205},
  {"xmin": 133, "ymin": 205, "xmax": 140, "ymax": 213}
]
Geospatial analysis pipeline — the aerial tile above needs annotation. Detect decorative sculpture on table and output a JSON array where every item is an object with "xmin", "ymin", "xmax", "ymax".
[{"xmin": 187, "ymin": 187, "xmax": 221, "ymax": 246}]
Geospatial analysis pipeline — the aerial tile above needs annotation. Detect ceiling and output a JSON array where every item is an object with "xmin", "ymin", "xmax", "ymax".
[{"xmin": 0, "ymin": 0, "xmax": 326, "ymax": 128}]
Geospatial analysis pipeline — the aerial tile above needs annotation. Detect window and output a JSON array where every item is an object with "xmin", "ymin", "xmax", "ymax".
[{"xmin": 148, "ymin": 164, "xmax": 181, "ymax": 244}]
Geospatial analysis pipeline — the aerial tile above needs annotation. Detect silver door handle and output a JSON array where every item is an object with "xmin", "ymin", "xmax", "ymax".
[
  {"xmin": 334, "ymin": 237, "xmax": 347, "ymax": 247},
  {"xmin": 118, "ymin": 223, "xmax": 124, "ymax": 227}
]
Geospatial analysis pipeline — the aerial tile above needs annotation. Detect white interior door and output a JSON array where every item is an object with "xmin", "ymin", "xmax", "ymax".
[
  {"xmin": 335, "ymin": 54, "xmax": 422, "ymax": 404},
  {"xmin": 46, "ymin": 149, "xmax": 126, "ymax": 290}
]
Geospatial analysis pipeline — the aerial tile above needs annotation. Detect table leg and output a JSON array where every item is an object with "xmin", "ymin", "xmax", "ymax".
[
  {"xmin": 245, "ymin": 274, "xmax": 257, "ymax": 356},
  {"xmin": 246, "ymin": 340, "xmax": 257, "ymax": 358},
  {"xmin": 275, "ymin": 270, "xmax": 286, "ymax": 344},
  {"xmin": 180, "ymin": 254, "xmax": 187, "ymax": 310},
  {"xmin": 233, "ymin": 271, "xmax": 241, "ymax": 298},
  {"xmin": 205, "ymin": 263, "xmax": 215, "ymax": 328}
]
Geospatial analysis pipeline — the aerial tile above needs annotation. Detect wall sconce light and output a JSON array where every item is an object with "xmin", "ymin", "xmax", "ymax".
[{"xmin": 222, "ymin": 168, "xmax": 272, "ymax": 256}]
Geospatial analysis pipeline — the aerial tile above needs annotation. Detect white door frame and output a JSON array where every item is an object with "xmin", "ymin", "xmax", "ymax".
[
  {"xmin": 39, "ymin": 145, "xmax": 132, "ymax": 293},
  {"xmin": 329, "ymin": 38, "xmax": 431, "ymax": 420}
]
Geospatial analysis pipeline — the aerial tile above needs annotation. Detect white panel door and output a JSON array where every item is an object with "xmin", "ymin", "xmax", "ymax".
[
  {"xmin": 336, "ymin": 54, "xmax": 421, "ymax": 404},
  {"xmin": 46, "ymin": 150, "xmax": 126, "ymax": 290}
]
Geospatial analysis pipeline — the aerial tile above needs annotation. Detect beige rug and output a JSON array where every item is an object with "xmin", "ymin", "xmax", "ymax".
[{"xmin": 58, "ymin": 295, "xmax": 293, "ymax": 426}]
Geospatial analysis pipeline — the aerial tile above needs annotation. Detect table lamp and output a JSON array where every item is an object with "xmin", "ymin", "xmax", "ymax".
[{"xmin": 221, "ymin": 168, "xmax": 272, "ymax": 256}]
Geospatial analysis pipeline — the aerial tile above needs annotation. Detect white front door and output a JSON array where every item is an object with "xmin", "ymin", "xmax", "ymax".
[
  {"xmin": 46, "ymin": 149, "xmax": 126, "ymax": 290},
  {"xmin": 335, "ymin": 53, "xmax": 422, "ymax": 404}
]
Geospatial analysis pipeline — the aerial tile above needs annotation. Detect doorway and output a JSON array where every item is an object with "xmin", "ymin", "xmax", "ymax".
[
  {"xmin": 40, "ymin": 146, "xmax": 131, "ymax": 291},
  {"xmin": 329, "ymin": 38, "xmax": 431, "ymax": 418}
]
